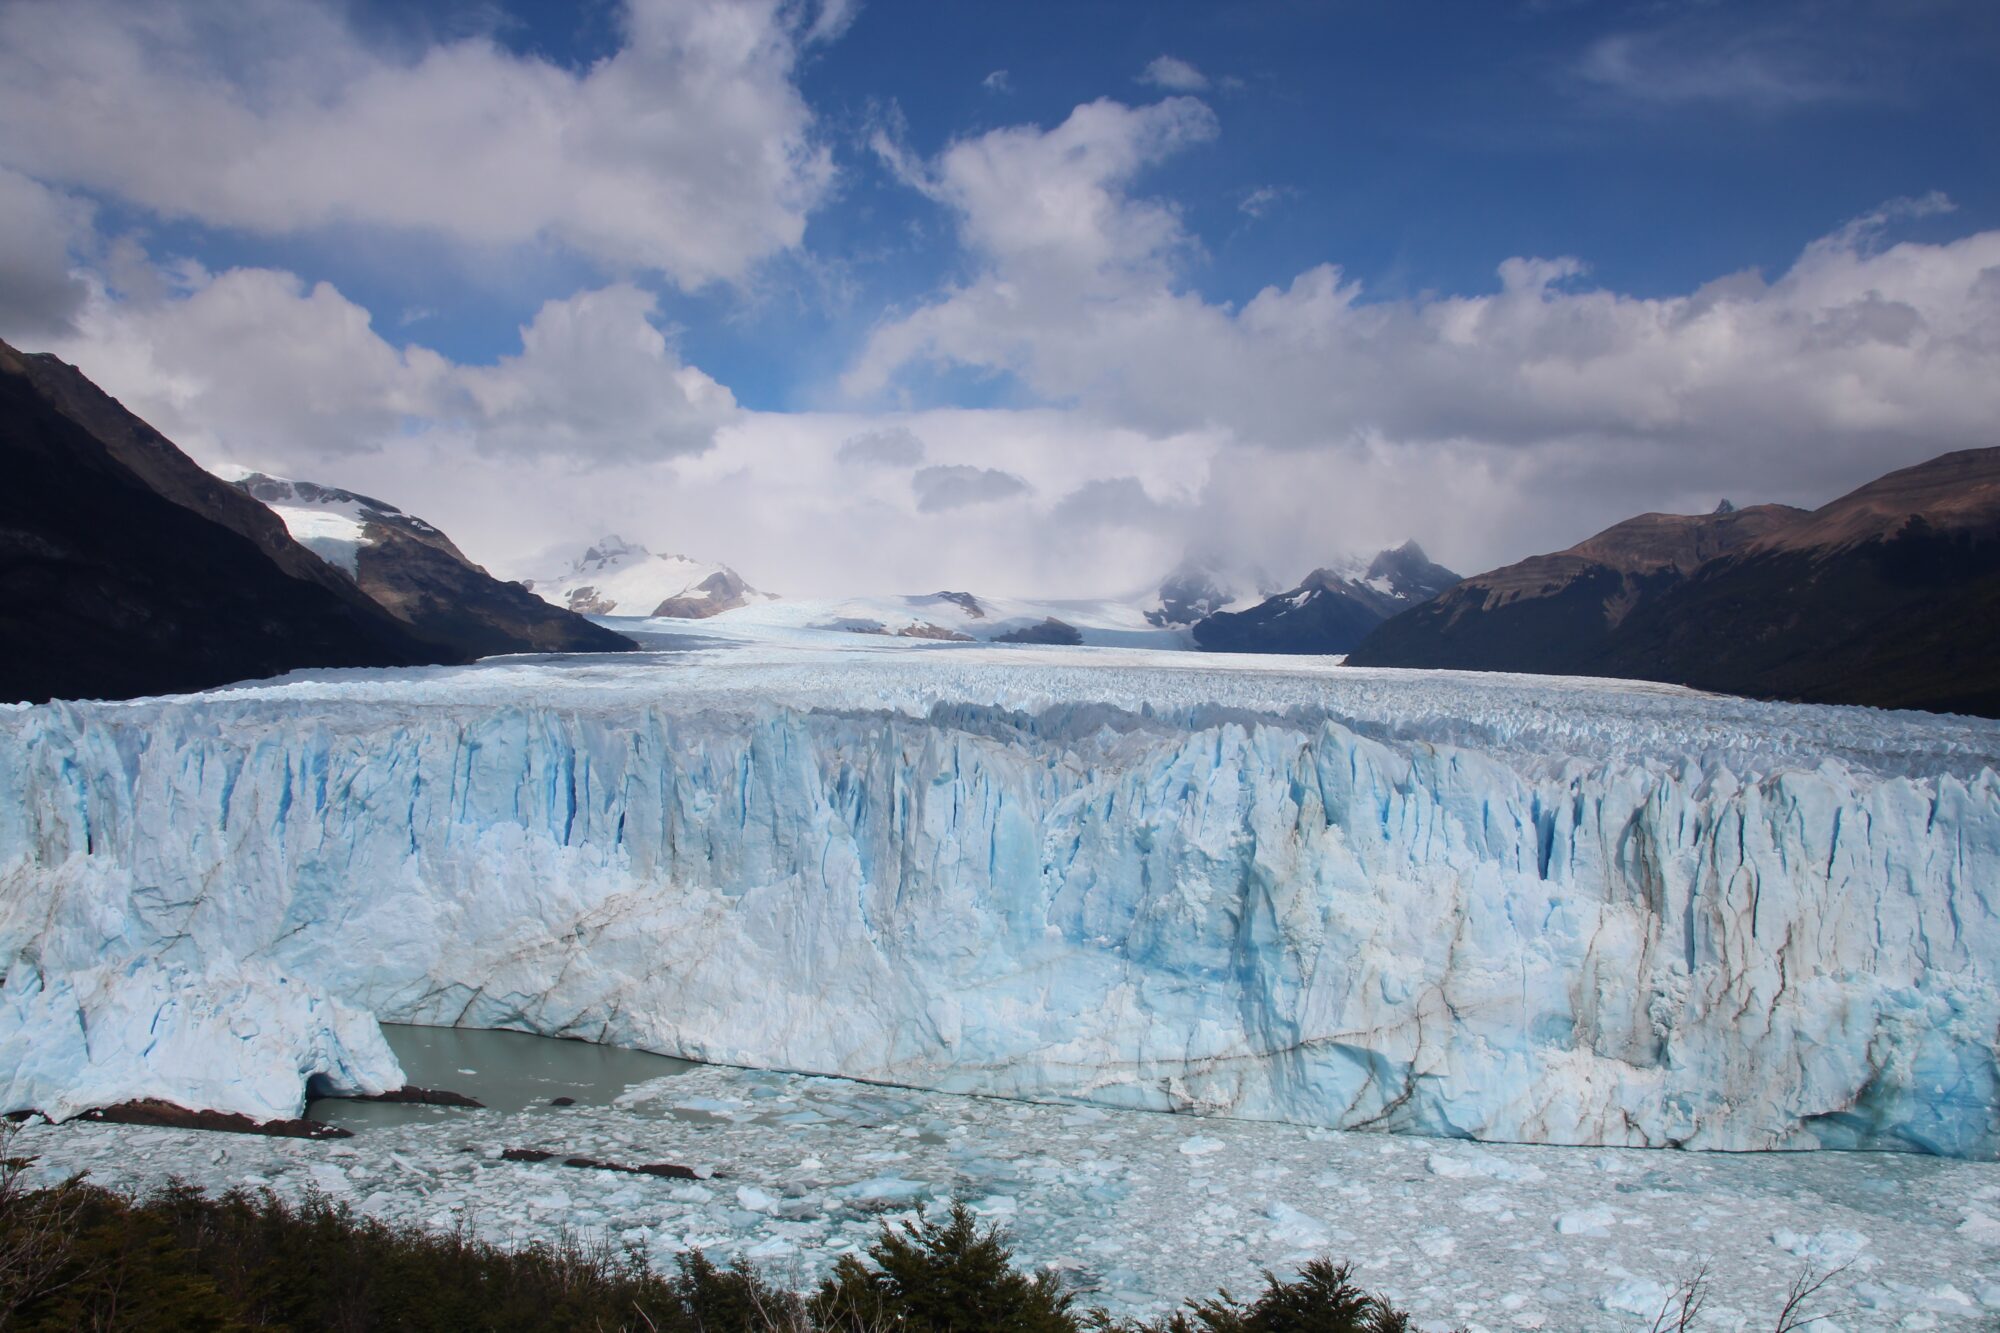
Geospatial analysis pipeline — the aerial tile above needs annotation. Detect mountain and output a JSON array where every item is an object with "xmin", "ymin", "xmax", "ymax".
[
  {"xmin": 1142, "ymin": 556, "xmax": 1276, "ymax": 628},
  {"xmin": 1349, "ymin": 448, "xmax": 2000, "ymax": 716},
  {"xmin": 0, "ymin": 339, "xmax": 449, "ymax": 705},
  {"xmin": 1191, "ymin": 541, "xmax": 1460, "ymax": 654},
  {"xmin": 231, "ymin": 473, "xmax": 634, "ymax": 660},
  {"xmin": 1348, "ymin": 504, "xmax": 1804, "ymax": 675},
  {"xmin": 522, "ymin": 535, "xmax": 773, "ymax": 619}
]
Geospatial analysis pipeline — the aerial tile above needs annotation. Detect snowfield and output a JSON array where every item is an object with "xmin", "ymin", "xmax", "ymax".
[{"xmin": 1, "ymin": 628, "xmax": 1998, "ymax": 1161}]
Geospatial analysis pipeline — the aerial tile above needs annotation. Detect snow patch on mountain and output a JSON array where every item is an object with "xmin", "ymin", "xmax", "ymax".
[
  {"xmin": 228, "ymin": 472, "xmax": 450, "ymax": 577},
  {"xmin": 522, "ymin": 536, "xmax": 773, "ymax": 619},
  {"xmin": 274, "ymin": 507, "xmax": 369, "ymax": 575}
]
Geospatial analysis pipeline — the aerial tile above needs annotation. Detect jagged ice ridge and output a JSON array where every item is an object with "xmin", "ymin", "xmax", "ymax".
[{"xmin": 1, "ymin": 646, "xmax": 1995, "ymax": 1156}]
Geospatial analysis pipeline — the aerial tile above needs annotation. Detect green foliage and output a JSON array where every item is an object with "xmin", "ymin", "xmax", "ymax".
[
  {"xmin": 0, "ymin": 1174, "xmax": 803, "ymax": 1332},
  {"xmin": 811, "ymin": 1201, "xmax": 1077, "ymax": 1332},
  {"xmin": 1, "ymin": 1168, "xmax": 1424, "ymax": 1333},
  {"xmin": 1107, "ymin": 1259, "xmax": 1412, "ymax": 1333}
]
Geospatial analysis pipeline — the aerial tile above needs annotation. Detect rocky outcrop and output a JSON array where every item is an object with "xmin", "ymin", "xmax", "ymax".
[{"xmin": 990, "ymin": 617, "xmax": 1082, "ymax": 645}]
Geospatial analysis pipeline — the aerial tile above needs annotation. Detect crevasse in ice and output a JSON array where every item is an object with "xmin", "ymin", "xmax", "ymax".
[{"xmin": 0, "ymin": 649, "xmax": 1995, "ymax": 1155}]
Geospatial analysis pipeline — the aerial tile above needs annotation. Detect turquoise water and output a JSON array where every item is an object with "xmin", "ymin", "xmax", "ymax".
[{"xmin": 308, "ymin": 1025, "xmax": 699, "ymax": 1130}]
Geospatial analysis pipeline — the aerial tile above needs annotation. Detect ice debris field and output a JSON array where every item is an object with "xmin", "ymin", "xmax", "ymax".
[
  {"xmin": 1, "ymin": 625, "xmax": 1998, "ymax": 1323},
  {"xmin": 12, "ymin": 1057, "xmax": 2000, "ymax": 1330}
]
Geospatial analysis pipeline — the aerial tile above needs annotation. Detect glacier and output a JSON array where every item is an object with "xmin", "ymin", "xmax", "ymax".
[
  {"xmin": 1, "ymin": 636, "xmax": 1997, "ymax": 1155},
  {"xmin": 0, "ymin": 956, "xmax": 400, "ymax": 1123}
]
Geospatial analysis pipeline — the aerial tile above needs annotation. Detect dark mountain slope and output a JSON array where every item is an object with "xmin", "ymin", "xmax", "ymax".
[
  {"xmin": 1350, "ymin": 449, "xmax": 2000, "ymax": 716},
  {"xmin": 1349, "ymin": 505, "xmax": 1805, "ymax": 675},
  {"xmin": 1595, "ymin": 451, "xmax": 2000, "ymax": 714},
  {"xmin": 8, "ymin": 346, "xmax": 386, "ymax": 603},
  {"xmin": 233, "ymin": 474, "xmax": 634, "ymax": 660},
  {"xmin": 0, "ymin": 341, "xmax": 449, "ymax": 704}
]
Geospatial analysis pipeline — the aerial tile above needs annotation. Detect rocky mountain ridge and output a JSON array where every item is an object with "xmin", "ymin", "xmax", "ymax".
[
  {"xmin": 231, "ymin": 473, "xmax": 633, "ymax": 660},
  {"xmin": 1349, "ymin": 448, "xmax": 2000, "ymax": 716},
  {"xmin": 1192, "ymin": 540, "xmax": 1461, "ymax": 654}
]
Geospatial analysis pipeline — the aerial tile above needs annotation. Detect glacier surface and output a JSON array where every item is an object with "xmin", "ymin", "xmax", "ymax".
[{"xmin": 2, "ymin": 636, "xmax": 1997, "ymax": 1155}]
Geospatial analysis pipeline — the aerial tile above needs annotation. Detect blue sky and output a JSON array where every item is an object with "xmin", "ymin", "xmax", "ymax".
[
  {"xmin": 320, "ymin": 0, "xmax": 2000, "ymax": 408},
  {"xmin": 2, "ymin": 0, "xmax": 1998, "ymax": 594}
]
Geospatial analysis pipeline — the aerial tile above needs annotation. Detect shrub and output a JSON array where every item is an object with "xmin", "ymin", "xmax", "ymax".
[
  {"xmin": 812, "ymin": 1202, "xmax": 1077, "ymax": 1332},
  {"xmin": 1109, "ymin": 1258, "xmax": 1412, "ymax": 1333},
  {"xmin": 0, "ymin": 1162, "xmax": 1434, "ymax": 1333}
]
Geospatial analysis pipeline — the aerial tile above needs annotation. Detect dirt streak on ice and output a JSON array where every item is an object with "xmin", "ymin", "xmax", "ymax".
[{"xmin": 13, "ymin": 1064, "xmax": 1999, "ymax": 1331}]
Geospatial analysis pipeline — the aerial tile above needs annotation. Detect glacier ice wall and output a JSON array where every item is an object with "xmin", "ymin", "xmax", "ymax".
[
  {"xmin": 1, "ymin": 660, "xmax": 1996, "ymax": 1153},
  {"xmin": 0, "ymin": 956, "xmax": 401, "ymax": 1122}
]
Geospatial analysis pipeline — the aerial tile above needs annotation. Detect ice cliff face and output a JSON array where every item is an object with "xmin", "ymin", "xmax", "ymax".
[
  {"xmin": 0, "ymin": 957, "xmax": 400, "ymax": 1122},
  {"xmin": 1, "ymin": 649, "xmax": 1995, "ymax": 1155}
]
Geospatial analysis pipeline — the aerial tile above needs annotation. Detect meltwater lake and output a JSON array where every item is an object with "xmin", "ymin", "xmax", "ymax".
[{"xmin": 308, "ymin": 1025, "xmax": 700, "ymax": 1129}]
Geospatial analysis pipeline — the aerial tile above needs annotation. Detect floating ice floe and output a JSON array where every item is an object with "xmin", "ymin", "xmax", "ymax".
[{"xmin": 9, "ymin": 1061, "xmax": 1999, "ymax": 1329}]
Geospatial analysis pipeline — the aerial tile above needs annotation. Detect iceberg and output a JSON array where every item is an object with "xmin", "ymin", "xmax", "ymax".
[{"xmin": 1, "ymin": 642, "xmax": 1995, "ymax": 1154}]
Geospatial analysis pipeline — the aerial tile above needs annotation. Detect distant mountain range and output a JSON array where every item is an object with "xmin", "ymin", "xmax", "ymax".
[
  {"xmin": 1349, "ymin": 449, "xmax": 2000, "ymax": 716},
  {"xmin": 232, "ymin": 473, "xmax": 631, "ymax": 659},
  {"xmin": 522, "ymin": 535, "xmax": 773, "ymax": 619},
  {"xmin": 724, "ymin": 590, "xmax": 1165, "ymax": 647},
  {"xmin": 1190, "ymin": 541, "xmax": 1462, "ymax": 654},
  {"xmin": 12, "ymin": 334, "xmax": 1994, "ymax": 716}
]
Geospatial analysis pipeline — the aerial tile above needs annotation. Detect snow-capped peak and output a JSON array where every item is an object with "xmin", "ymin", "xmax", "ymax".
[
  {"xmin": 576, "ymin": 534, "xmax": 648, "ymax": 567},
  {"xmin": 523, "ymin": 538, "xmax": 773, "ymax": 619}
]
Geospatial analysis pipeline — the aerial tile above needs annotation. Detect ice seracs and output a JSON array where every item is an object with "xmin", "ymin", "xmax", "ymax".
[{"xmin": 0, "ymin": 638, "xmax": 1995, "ymax": 1156}]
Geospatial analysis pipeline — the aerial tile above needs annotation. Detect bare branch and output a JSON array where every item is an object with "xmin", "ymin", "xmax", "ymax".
[
  {"xmin": 1648, "ymin": 1259, "xmax": 1711, "ymax": 1333},
  {"xmin": 1773, "ymin": 1259, "xmax": 1853, "ymax": 1332}
]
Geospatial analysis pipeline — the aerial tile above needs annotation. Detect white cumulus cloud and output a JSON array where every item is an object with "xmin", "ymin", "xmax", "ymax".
[
  {"xmin": 1139, "ymin": 55, "xmax": 1208, "ymax": 92},
  {"xmin": 838, "ymin": 426, "xmax": 926, "ymax": 467},
  {"xmin": 0, "ymin": 167, "xmax": 93, "ymax": 340},
  {"xmin": 0, "ymin": 0, "xmax": 838, "ymax": 288},
  {"xmin": 846, "ymin": 98, "xmax": 2000, "ymax": 571},
  {"xmin": 49, "ymin": 261, "xmax": 735, "ymax": 468},
  {"xmin": 912, "ymin": 464, "xmax": 1032, "ymax": 512}
]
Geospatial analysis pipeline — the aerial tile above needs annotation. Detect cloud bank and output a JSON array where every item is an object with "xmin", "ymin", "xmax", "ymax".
[
  {"xmin": 51, "ymin": 259, "xmax": 735, "ymax": 468},
  {"xmin": 0, "ymin": 0, "xmax": 836, "ymax": 287},
  {"xmin": 1, "ymin": 16, "xmax": 1995, "ymax": 603},
  {"xmin": 849, "ymin": 97, "xmax": 2000, "ymax": 570}
]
